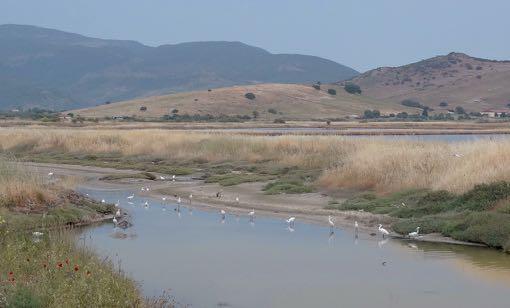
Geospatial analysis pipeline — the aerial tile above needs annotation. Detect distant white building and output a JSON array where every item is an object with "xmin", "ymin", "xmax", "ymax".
[{"xmin": 481, "ymin": 109, "xmax": 510, "ymax": 117}]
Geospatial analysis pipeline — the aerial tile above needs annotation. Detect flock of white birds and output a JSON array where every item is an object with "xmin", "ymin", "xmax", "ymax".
[{"xmin": 45, "ymin": 171, "xmax": 422, "ymax": 240}]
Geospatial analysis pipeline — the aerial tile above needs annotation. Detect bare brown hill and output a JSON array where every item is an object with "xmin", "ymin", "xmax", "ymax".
[
  {"xmin": 71, "ymin": 83, "xmax": 415, "ymax": 120},
  {"xmin": 342, "ymin": 53, "xmax": 510, "ymax": 112}
]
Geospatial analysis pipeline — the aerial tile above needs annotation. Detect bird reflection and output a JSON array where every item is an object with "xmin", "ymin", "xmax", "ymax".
[
  {"xmin": 378, "ymin": 238, "xmax": 389, "ymax": 248},
  {"xmin": 287, "ymin": 226, "xmax": 295, "ymax": 233},
  {"xmin": 328, "ymin": 230, "xmax": 335, "ymax": 244}
]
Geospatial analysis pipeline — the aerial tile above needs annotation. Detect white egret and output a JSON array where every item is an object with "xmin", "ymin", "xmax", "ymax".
[
  {"xmin": 160, "ymin": 176, "xmax": 165, "ymax": 180},
  {"xmin": 127, "ymin": 194, "xmax": 134, "ymax": 199},
  {"xmin": 286, "ymin": 217, "xmax": 296, "ymax": 227},
  {"xmin": 112, "ymin": 217, "xmax": 118, "ymax": 225},
  {"xmin": 115, "ymin": 209, "xmax": 121, "ymax": 217},
  {"xmin": 101, "ymin": 199, "xmax": 106, "ymax": 203},
  {"xmin": 144, "ymin": 201, "xmax": 149, "ymax": 208},
  {"xmin": 162, "ymin": 196, "xmax": 167, "ymax": 201},
  {"xmin": 178, "ymin": 197, "xmax": 181, "ymax": 204},
  {"xmin": 249, "ymin": 209, "xmax": 255, "ymax": 220},
  {"xmin": 328, "ymin": 216, "xmax": 335, "ymax": 229},
  {"xmin": 220, "ymin": 209, "xmax": 226, "ymax": 217},
  {"xmin": 378, "ymin": 224, "xmax": 390, "ymax": 238},
  {"xmin": 141, "ymin": 187, "xmax": 145, "ymax": 191},
  {"xmin": 354, "ymin": 221, "xmax": 359, "ymax": 238},
  {"xmin": 408, "ymin": 227, "xmax": 420, "ymax": 238},
  {"xmin": 114, "ymin": 200, "xmax": 120, "ymax": 207},
  {"xmin": 48, "ymin": 172, "xmax": 54, "ymax": 177},
  {"xmin": 189, "ymin": 194, "xmax": 193, "ymax": 204},
  {"xmin": 172, "ymin": 175, "xmax": 176, "ymax": 182}
]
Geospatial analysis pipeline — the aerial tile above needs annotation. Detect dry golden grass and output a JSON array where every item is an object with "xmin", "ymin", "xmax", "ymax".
[
  {"xmin": 0, "ymin": 128, "xmax": 509, "ymax": 193},
  {"xmin": 0, "ymin": 159, "xmax": 57, "ymax": 208}
]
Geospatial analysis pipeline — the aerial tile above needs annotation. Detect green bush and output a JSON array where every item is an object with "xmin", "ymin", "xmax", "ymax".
[
  {"xmin": 245, "ymin": 93, "xmax": 256, "ymax": 100},
  {"xmin": 327, "ymin": 89, "xmax": 337, "ymax": 95},
  {"xmin": 344, "ymin": 83, "xmax": 361, "ymax": 94}
]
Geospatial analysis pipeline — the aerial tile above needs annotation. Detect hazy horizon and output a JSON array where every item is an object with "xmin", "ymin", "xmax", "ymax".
[{"xmin": 1, "ymin": 0, "xmax": 509, "ymax": 71}]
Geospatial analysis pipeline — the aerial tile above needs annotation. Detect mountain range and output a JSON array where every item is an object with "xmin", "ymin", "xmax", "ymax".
[{"xmin": 0, "ymin": 24, "xmax": 358, "ymax": 110}]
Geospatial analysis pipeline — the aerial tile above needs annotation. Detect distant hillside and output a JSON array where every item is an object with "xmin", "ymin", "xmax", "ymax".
[
  {"xmin": 71, "ymin": 83, "xmax": 415, "ymax": 120},
  {"xmin": 343, "ymin": 53, "xmax": 510, "ymax": 112},
  {"xmin": 0, "ymin": 24, "xmax": 359, "ymax": 110}
]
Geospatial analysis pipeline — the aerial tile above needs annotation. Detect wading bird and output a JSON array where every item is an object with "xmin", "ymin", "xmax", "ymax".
[
  {"xmin": 115, "ymin": 209, "xmax": 121, "ymax": 217},
  {"xmin": 220, "ymin": 209, "xmax": 226, "ymax": 218},
  {"xmin": 408, "ymin": 227, "xmax": 420, "ymax": 238},
  {"xmin": 172, "ymin": 175, "xmax": 176, "ymax": 182},
  {"xmin": 112, "ymin": 217, "xmax": 118, "ymax": 225},
  {"xmin": 162, "ymin": 196, "xmax": 167, "ymax": 201},
  {"xmin": 189, "ymin": 194, "xmax": 193, "ymax": 204},
  {"xmin": 114, "ymin": 200, "xmax": 120, "ymax": 207},
  {"xmin": 328, "ymin": 216, "xmax": 335, "ymax": 231},
  {"xmin": 127, "ymin": 194, "xmax": 134, "ymax": 199},
  {"xmin": 378, "ymin": 224, "xmax": 390, "ymax": 238},
  {"xmin": 48, "ymin": 172, "xmax": 54, "ymax": 177},
  {"xmin": 101, "ymin": 199, "xmax": 106, "ymax": 203},
  {"xmin": 249, "ymin": 209, "xmax": 255, "ymax": 220},
  {"xmin": 286, "ymin": 217, "xmax": 296, "ymax": 227},
  {"xmin": 160, "ymin": 176, "xmax": 165, "ymax": 180}
]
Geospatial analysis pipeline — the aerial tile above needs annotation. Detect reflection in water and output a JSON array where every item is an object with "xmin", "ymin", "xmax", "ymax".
[{"xmin": 79, "ymin": 188, "xmax": 510, "ymax": 308}]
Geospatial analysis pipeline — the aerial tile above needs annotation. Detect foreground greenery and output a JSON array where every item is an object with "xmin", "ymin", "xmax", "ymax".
[
  {"xmin": 0, "ymin": 159, "xmax": 152, "ymax": 307},
  {"xmin": 327, "ymin": 182, "xmax": 510, "ymax": 252},
  {"xmin": 0, "ymin": 231, "xmax": 142, "ymax": 307}
]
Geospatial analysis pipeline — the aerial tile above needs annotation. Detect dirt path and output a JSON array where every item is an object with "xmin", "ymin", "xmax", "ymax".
[{"xmin": 24, "ymin": 162, "xmax": 484, "ymax": 246}]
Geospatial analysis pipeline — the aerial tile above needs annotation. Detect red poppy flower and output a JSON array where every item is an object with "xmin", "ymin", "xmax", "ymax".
[
  {"xmin": 8, "ymin": 271, "xmax": 13, "ymax": 276},
  {"xmin": 57, "ymin": 262, "xmax": 63, "ymax": 268},
  {"xmin": 74, "ymin": 265, "xmax": 79, "ymax": 272}
]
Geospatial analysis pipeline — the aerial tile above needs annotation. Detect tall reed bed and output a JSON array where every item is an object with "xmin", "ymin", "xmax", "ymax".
[{"xmin": 1, "ymin": 128, "xmax": 510, "ymax": 193}]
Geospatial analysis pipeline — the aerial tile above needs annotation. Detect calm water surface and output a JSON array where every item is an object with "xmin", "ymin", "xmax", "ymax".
[{"xmin": 79, "ymin": 188, "xmax": 510, "ymax": 308}]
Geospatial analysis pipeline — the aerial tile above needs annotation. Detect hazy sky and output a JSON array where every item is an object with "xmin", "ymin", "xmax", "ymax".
[{"xmin": 1, "ymin": 0, "xmax": 509, "ymax": 72}]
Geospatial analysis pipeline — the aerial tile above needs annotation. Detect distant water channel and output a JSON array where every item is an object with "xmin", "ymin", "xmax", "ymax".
[{"xmin": 79, "ymin": 188, "xmax": 510, "ymax": 308}]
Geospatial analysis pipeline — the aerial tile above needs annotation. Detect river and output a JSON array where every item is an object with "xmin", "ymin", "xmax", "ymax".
[{"xmin": 78, "ymin": 188, "xmax": 510, "ymax": 308}]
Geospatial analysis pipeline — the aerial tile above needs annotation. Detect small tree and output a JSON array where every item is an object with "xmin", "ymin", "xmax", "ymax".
[
  {"xmin": 326, "ymin": 120, "xmax": 331, "ymax": 125},
  {"xmin": 267, "ymin": 108, "xmax": 277, "ymax": 114},
  {"xmin": 139, "ymin": 106, "xmax": 147, "ymax": 111},
  {"xmin": 327, "ymin": 89, "xmax": 337, "ymax": 95},
  {"xmin": 455, "ymin": 106, "xmax": 466, "ymax": 114},
  {"xmin": 312, "ymin": 84, "xmax": 321, "ymax": 90},
  {"xmin": 421, "ymin": 108, "xmax": 429, "ymax": 117},
  {"xmin": 252, "ymin": 110, "xmax": 259, "ymax": 118},
  {"xmin": 245, "ymin": 93, "xmax": 256, "ymax": 100},
  {"xmin": 274, "ymin": 118, "xmax": 286, "ymax": 124},
  {"xmin": 344, "ymin": 83, "xmax": 362, "ymax": 94},
  {"xmin": 171, "ymin": 109, "xmax": 179, "ymax": 114}
]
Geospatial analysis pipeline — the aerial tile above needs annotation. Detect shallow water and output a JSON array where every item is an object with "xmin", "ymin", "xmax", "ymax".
[
  {"xmin": 207, "ymin": 128, "xmax": 510, "ymax": 142},
  {"xmin": 80, "ymin": 188, "xmax": 510, "ymax": 308}
]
